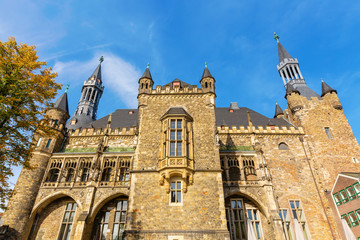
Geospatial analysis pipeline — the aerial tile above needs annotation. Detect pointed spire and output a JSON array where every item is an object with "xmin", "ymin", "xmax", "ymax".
[
  {"xmin": 140, "ymin": 64, "xmax": 152, "ymax": 79},
  {"xmin": 53, "ymin": 91, "xmax": 69, "ymax": 115},
  {"xmin": 202, "ymin": 62, "xmax": 213, "ymax": 79},
  {"xmin": 274, "ymin": 102, "xmax": 284, "ymax": 118},
  {"xmin": 275, "ymin": 33, "xmax": 292, "ymax": 63},
  {"xmin": 89, "ymin": 57, "xmax": 103, "ymax": 83},
  {"xmin": 321, "ymin": 79, "xmax": 337, "ymax": 97}
]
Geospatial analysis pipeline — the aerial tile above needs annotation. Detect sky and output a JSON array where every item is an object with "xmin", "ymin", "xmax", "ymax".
[{"xmin": 1, "ymin": 0, "xmax": 360, "ymax": 188}]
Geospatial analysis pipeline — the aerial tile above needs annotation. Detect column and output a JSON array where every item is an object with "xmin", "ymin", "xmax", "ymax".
[{"xmin": 279, "ymin": 71, "xmax": 286, "ymax": 85}]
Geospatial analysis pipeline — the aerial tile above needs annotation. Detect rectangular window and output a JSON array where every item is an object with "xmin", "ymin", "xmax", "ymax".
[
  {"xmin": 112, "ymin": 200, "xmax": 127, "ymax": 240},
  {"xmin": 325, "ymin": 127, "xmax": 333, "ymax": 139},
  {"xmin": 169, "ymin": 119, "xmax": 183, "ymax": 157},
  {"xmin": 333, "ymin": 192, "xmax": 342, "ymax": 206},
  {"xmin": 340, "ymin": 190, "xmax": 349, "ymax": 203},
  {"xmin": 279, "ymin": 209, "xmax": 293, "ymax": 240},
  {"xmin": 356, "ymin": 209, "xmax": 360, "ymax": 222},
  {"xmin": 247, "ymin": 208, "xmax": 262, "ymax": 239},
  {"xmin": 46, "ymin": 139, "xmax": 52, "ymax": 149},
  {"xmin": 346, "ymin": 186, "xmax": 356, "ymax": 200},
  {"xmin": 342, "ymin": 214, "xmax": 351, "ymax": 228},
  {"xmin": 289, "ymin": 200, "xmax": 309, "ymax": 240},
  {"xmin": 353, "ymin": 183, "xmax": 360, "ymax": 197},
  {"xmin": 227, "ymin": 199, "xmax": 246, "ymax": 240},
  {"xmin": 170, "ymin": 179, "xmax": 182, "ymax": 204},
  {"xmin": 58, "ymin": 202, "xmax": 77, "ymax": 240},
  {"xmin": 349, "ymin": 211, "xmax": 359, "ymax": 227}
]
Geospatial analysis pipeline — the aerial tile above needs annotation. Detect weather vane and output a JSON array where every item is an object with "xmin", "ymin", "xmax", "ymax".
[
  {"xmin": 65, "ymin": 84, "xmax": 70, "ymax": 93},
  {"xmin": 274, "ymin": 32, "xmax": 280, "ymax": 43},
  {"xmin": 99, "ymin": 56, "xmax": 104, "ymax": 63},
  {"xmin": 205, "ymin": 62, "xmax": 207, "ymax": 68},
  {"xmin": 147, "ymin": 63, "xmax": 149, "ymax": 68}
]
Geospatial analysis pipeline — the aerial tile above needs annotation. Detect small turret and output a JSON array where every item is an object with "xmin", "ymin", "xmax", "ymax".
[
  {"xmin": 200, "ymin": 63, "xmax": 215, "ymax": 93},
  {"xmin": 67, "ymin": 57, "xmax": 105, "ymax": 129},
  {"xmin": 274, "ymin": 102, "xmax": 284, "ymax": 118},
  {"xmin": 321, "ymin": 79, "xmax": 342, "ymax": 110},
  {"xmin": 321, "ymin": 79, "xmax": 337, "ymax": 97},
  {"xmin": 138, "ymin": 64, "xmax": 154, "ymax": 94}
]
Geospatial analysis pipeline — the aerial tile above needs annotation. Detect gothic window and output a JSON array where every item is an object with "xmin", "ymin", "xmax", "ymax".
[
  {"xmin": 289, "ymin": 200, "xmax": 309, "ymax": 239},
  {"xmin": 101, "ymin": 158, "xmax": 116, "ymax": 182},
  {"xmin": 101, "ymin": 168, "xmax": 112, "ymax": 182},
  {"xmin": 278, "ymin": 142, "xmax": 289, "ymax": 150},
  {"xmin": 170, "ymin": 178, "xmax": 182, "ymax": 205},
  {"xmin": 46, "ymin": 169, "xmax": 60, "ymax": 182},
  {"xmin": 66, "ymin": 168, "xmax": 75, "ymax": 182},
  {"xmin": 92, "ymin": 198, "xmax": 128, "ymax": 240},
  {"xmin": 57, "ymin": 202, "xmax": 77, "ymax": 240},
  {"xmin": 81, "ymin": 168, "xmax": 90, "ymax": 182},
  {"xmin": 247, "ymin": 208, "xmax": 262, "ymax": 239},
  {"xmin": 243, "ymin": 157, "xmax": 256, "ymax": 176},
  {"xmin": 279, "ymin": 209, "xmax": 293, "ymax": 240}
]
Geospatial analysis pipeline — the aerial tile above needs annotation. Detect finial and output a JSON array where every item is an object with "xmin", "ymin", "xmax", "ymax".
[
  {"xmin": 65, "ymin": 84, "xmax": 70, "ymax": 93},
  {"xmin": 274, "ymin": 32, "xmax": 280, "ymax": 43},
  {"xmin": 147, "ymin": 63, "xmax": 149, "ymax": 69},
  {"xmin": 99, "ymin": 56, "xmax": 104, "ymax": 63},
  {"xmin": 321, "ymin": 78, "xmax": 324, "ymax": 82},
  {"xmin": 205, "ymin": 62, "xmax": 207, "ymax": 68}
]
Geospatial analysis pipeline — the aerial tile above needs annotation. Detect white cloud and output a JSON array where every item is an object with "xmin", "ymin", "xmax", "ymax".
[{"xmin": 53, "ymin": 53, "xmax": 140, "ymax": 108}]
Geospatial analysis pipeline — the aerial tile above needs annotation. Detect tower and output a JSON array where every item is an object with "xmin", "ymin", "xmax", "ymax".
[
  {"xmin": 2, "ymin": 90, "xmax": 70, "ymax": 239},
  {"xmin": 200, "ymin": 63, "xmax": 215, "ymax": 93},
  {"xmin": 138, "ymin": 64, "xmax": 153, "ymax": 94},
  {"xmin": 66, "ymin": 57, "xmax": 104, "ymax": 129}
]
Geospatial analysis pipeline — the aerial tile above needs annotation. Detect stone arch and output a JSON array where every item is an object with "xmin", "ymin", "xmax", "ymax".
[
  {"xmin": 89, "ymin": 192, "xmax": 129, "ymax": 223},
  {"xmin": 25, "ymin": 192, "xmax": 81, "ymax": 240},
  {"xmin": 225, "ymin": 190, "xmax": 269, "ymax": 218}
]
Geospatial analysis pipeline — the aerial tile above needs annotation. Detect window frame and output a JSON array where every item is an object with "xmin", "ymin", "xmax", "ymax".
[
  {"xmin": 57, "ymin": 202, "xmax": 77, "ymax": 240},
  {"xmin": 333, "ymin": 192, "xmax": 342, "ymax": 206},
  {"xmin": 342, "ymin": 214, "xmax": 351, "ymax": 228},
  {"xmin": 339, "ymin": 189, "xmax": 349, "ymax": 203},
  {"xmin": 289, "ymin": 200, "xmax": 310, "ymax": 240},
  {"xmin": 353, "ymin": 182, "xmax": 360, "ymax": 197},
  {"xmin": 355, "ymin": 208, "xmax": 360, "ymax": 223},
  {"xmin": 46, "ymin": 139, "xmax": 52, "ymax": 149},
  {"xmin": 247, "ymin": 208, "xmax": 263, "ymax": 240},
  {"xmin": 279, "ymin": 208, "xmax": 293, "ymax": 240},
  {"xmin": 348, "ymin": 211, "xmax": 359, "ymax": 227},
  {"xmin": 346, "ymin": 186, "xmax": 356, "ymax": 201},
  {"xmin": 169, "ymin": 177, "xmax": 183, "ymax": 206}
]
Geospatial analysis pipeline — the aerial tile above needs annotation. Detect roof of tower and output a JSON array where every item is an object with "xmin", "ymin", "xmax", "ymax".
[
  {"xmin": 140, "ymin": 65, "xmax": 152, "ymax": 80},
  {"xmin": 201, "ymin": 64, "xmax": 213, "ymax": 79},
  {"xmin": 89, "ymin": 62, "xmax": 102, "ymax": 83},
  {"xmin": 321, "ymin": 80, "xmax": 337, "ymax": 97},
  {"xmin": 53, "ymin": 92, "xmax": 69, "ymax": 114},
  {"xmin": 274, "ymin": 102, "xmax": 283, "ymax": 118},
  {"xmin": 278, "ymin": 42, "xmax": 293, "ymax": 63},
  {"xmin": 285, "ymin": 83, "xmax": 300, "ymax": 98}
]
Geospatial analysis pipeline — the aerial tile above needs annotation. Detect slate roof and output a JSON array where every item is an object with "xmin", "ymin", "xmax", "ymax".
[
  {"xmin": 278, "ymin": 42, "xmax": 292, "ymax": 63},
  {"xmin": 89, "ymin": 63, "xmax": 102, "ymax": 83},
  {"xmin": 215, "ymin": 107, "xmax": 293, "ymax": 128},
  {"xmin": 161, "ymin": 79, "xmax": 196, "ymax": 90},
  {"xmin": 53, "ymin": 92, "xmax": 69, "ymax": 114},
  {"xmin": 75, "ymin": 106, "xmax": 293, "ymax": 130},
  {"xmin": 140, "ymin": 68, "xmax": 152, "ymax": 80},
  {"xmin": 202, "ymin": 66, "xmax": 213, "ymax": 79},
  {"xmin": 321, "ymin": 80, "xmax": 337, "ymax": 97},
  {"xmin": 274, "ymin": 103, "xmax": 283, "ymax": 118},
  {"xmin": 85, "ymin": 109, "xmax": 138, "ymax": 130}
]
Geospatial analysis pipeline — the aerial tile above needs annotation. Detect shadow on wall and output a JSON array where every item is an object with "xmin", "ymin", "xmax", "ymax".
[{"xmin": 0, "ymin": 225, "xmax": 19, "ymax": 240}]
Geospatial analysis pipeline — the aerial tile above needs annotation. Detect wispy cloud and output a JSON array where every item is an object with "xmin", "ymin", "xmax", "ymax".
[{"xmin": 54, "ymin": 53, "xmax": 140, "ymax": 108}]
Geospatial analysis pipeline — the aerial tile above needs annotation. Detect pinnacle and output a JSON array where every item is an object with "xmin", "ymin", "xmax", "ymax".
[{"xmin": 321, "ymin": 80, "xmax": 337, "ymax": 97}]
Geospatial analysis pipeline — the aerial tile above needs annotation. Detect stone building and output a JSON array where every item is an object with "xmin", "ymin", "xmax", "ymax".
[{"xmin": 2, "ymin": 36, "xmax": 360, "ymax": 240}]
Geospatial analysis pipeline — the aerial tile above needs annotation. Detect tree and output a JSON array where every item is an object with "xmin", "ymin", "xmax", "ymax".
[{"xmin": 0, "ymin": 37, "xmax": 61, "ymax": 209}]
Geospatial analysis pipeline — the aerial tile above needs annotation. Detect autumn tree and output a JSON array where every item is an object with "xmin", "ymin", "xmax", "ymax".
[{"xmin": 0, "ymin": 37, "xmax": 61, "ymax": 209}]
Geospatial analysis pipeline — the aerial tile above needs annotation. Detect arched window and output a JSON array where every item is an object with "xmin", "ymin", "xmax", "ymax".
[
  {"xmin": 101, "ymin": 168, "xmax": 112, "ymax": 182},
  {"xmin": 278, "ymin": 142, "xmax": 289, "ymax": 150},
  {"xmin": 81, "ymin": 168, "xmax": 90, "ymax": 182},
  {"xmin": 66, "ymin": 168, "xmax": 75, "ymax": 182},
  {"xmin": 205, "ymin": 82, "xmax": 208, "ymax": 88},
  {"xmin": 46, "ymin": 169, "xmax": 60, "ymax": 182}
]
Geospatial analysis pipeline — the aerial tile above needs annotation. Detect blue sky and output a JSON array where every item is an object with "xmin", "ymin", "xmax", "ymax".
[{"xmin": 2, "ymin": 1, "xmax": 360, "ymax": 187}]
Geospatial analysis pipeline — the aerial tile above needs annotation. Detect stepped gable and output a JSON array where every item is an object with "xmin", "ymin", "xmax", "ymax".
[
  {"xmin": 85, "ymin": 109, "xmax": 138, "ymax": 130},
  {"xmin": 215, "ymin": 107, "xmax": 292, "ymax": 128}
]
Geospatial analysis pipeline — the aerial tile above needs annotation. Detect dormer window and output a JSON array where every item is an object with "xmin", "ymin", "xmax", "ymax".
[{"xmin": 173, "ymin": 81, "xmax": 181, "ymax": 88}]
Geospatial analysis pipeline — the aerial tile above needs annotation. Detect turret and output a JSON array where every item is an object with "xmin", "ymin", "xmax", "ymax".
[
  {"xmin": 274, "ymin": 102, "xmax": 284, "ymax": 118},
  {"xmin": 138, "ymin": 64, "xmax": 153, "ymax": 94},
  {"xmin": 200, "ymin": 63, "xmax": 215, "ymax": 93},
  {"xmin": 321, "ymin": 79, "xmax": 342, "ymax": 110},
  {"xmin": 2, "ymin": 89, "xmax": 70, "ymax": 239},
  {"xmin": 67, "ymin": 57, "xmax": 105, "ymax": 129},
  {"xmin": 274, "ymin": 33, "xmax": 319, "ymax": 99}
]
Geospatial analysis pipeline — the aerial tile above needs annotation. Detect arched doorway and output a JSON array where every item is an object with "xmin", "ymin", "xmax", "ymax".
[
  {"xmin": 28, "ymin": 196, "xmax": 78, "ymax": 240},
  {"xmin": 225, "ymin": 195, "xmax": 265, "ymax": 240},
  {"xmin": 91, "ymin": 197, "xmax": 128, "ymax": 240}
]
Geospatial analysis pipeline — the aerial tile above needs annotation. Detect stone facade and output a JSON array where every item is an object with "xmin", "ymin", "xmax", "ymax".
[{"xmin": 2, "ymin": 41, "xmax": 360, "ymax": 240}]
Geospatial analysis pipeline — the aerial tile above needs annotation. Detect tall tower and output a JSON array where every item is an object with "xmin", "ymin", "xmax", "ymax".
[
  {"xmin": 67, "ymin": 57, "xmax": 104, "ymax": 129},
  {"xmin": 274, "ymin": 33, "xmax": 319, "ymax": 99},
  {"xmin": 2, "ymin": 91, "xmax": 70, "ymax": 239}
]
